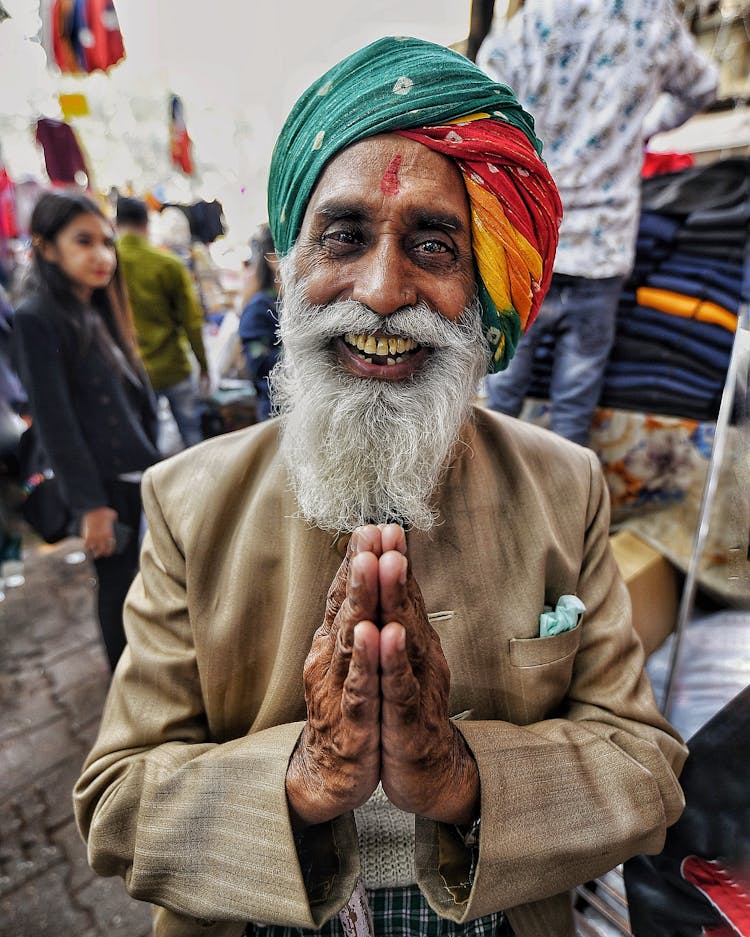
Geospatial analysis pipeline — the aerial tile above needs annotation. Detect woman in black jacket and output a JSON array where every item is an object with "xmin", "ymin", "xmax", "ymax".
[{"xmin": 13, "ymin": 191, "xmax": 160, "ymax": 671}]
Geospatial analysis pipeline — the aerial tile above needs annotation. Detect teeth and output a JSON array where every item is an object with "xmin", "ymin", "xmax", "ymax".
[{"xmin": 343, "ymin": 332, "xmax": 418, "ymax": 361}]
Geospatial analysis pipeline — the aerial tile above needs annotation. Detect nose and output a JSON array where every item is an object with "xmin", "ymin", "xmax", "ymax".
[
  {"xmin": 97, "ymin": 243, "xmax": 115, "ymax": 269},
  {"xmin": 351, "ymin": 237, "xmax": 416, "ymax": 315}
]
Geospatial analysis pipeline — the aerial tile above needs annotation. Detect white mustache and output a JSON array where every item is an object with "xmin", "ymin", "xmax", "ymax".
[{"xmin": 278, "ymin": 297, "xmax": 483, "ymax": 352}]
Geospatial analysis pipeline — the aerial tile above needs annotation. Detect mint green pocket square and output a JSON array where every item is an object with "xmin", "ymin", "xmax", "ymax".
[{"xmin": 539, "ymin": 594, "xmax": 585, "ymax": 637}]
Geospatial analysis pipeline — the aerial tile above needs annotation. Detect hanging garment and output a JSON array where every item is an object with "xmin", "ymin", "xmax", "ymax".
[
  {"xmin": 45, "ymin": 0, "xmax": 124, "ymax": 73},
  {"xmin": 51, "ymin": 0, "xmax": 82, "ymax": 74},
  {"xmin": 82, "ymin": 0, "xmax": 125, "ymax": 73},
  {"xmin": 35, "ymin": 118, "xmax": 91, "ymax": 186},
  {"xmin": 0, "ymin": 167, "xmax": 18, "ymax": 240},
  {"xmin": 169, "ymin": 95, "xmax": 193, "ymax": 175}
]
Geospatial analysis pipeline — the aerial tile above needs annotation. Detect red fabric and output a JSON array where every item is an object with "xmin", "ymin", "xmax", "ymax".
[
  {"xmin": 642, "ymin": 150, "xmax": 695, "ymax": 178},
  {"xmin": 51, "ymin": 0, "xmax": 82, "ymax": 74},
  {"xmin": 0, "ymin": 168, "xmax": 18, "ymax": 240},
  {"xmin": 397, "ymin": 119, "xmax": 561, "ymax": 331},
  {"xmin": 682, "ymin": 855, "xmax": 750, "ymax": 936},
  {"xmin": 169, "ymin": 96, "xmax": 194, "ymax": 175},
  {"xmin": 83, "ymin": 0, "xmax": 125, "ymax": 73}
]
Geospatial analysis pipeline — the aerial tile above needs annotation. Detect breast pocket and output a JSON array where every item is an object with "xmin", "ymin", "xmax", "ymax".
[{"xmin": 507, "ymin": 624, "xmax": 582, "ymax": 724}]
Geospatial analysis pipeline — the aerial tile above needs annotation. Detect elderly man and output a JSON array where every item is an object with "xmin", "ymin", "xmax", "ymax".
[{"xmin": 75, "ymin": 37, "xmax": 686, "ymax": 937}]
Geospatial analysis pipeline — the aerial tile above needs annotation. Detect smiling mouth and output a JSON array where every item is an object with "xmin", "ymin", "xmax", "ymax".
[{"xmin": 343, "ymin": 331, "xmax": 421, "ymax": 366}]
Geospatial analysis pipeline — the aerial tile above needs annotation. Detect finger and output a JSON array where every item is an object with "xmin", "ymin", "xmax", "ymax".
[
  {"xmin": 379, "ymin": 524, "xmax": 406, "ymax": 555},
  {"xmin": 325, "ymin": 526, "xmax": 382, "ymax": 627},
  {"xmin": 350, "ymin": 524, "xmax": 383, "ymax": 557},
  {"xmin": 329, "ymin": 551, "xmax": 379, "ymax": 684},
  {"xmin": 378, "ymin": 550, "xmax": 409, "ymax": 622},
  {"xmin": 379, "ymin": 622, "xmax": 420, "ymax": 721},
  {"xmin": 341, "ymin": 621, "xmax": 381, "ymax": 725}
]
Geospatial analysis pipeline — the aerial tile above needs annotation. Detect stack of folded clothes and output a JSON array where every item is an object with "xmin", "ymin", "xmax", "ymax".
[{"xmin": 528, "ymin": 157, "xmax": 750, "ymax": 421}]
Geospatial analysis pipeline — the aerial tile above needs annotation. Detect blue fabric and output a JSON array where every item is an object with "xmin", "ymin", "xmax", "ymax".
[
  {"xmin": 160, "ymin": 377, "xmax": 203, "ymax": 448},
  {"xmin": 604, "ymin": 360, "xmax": 720, "ymax": 396},
  {"xmin": 638, "ymin": 211, "xmax": 682, "ymax": 243},
  {"xmin": 616, "ymin": 320, "xmax": 731, "ymax": 373},
  {"xmin": 238, "ymin": 290, "xmax": 279, "ymax": 422},
  {"xmin": 486, "ymin": 273, "xmax": 624, "ymax": 445},
  {"xmin": 665, "ymin": 251, "xmax": 745, "ymax": 280},
  {"xmin": 608, "ymin": 334, "xmax": 725, "ymax": 382},
  {"xmin": 645, "ymin": 273, "xmax": 740, "ymax": 313},
  {"xmin": 658, "ymin": 261, "xmax": 743, "ymax": 299},
  {"xmin": 623, "ymin": 301, "xmax": 735, "ymax": 351}
]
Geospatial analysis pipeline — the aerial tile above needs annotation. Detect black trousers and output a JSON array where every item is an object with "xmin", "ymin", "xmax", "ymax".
[{"xmin": 92, "ymin": 479, "xmax": 142, "ymax": 671}]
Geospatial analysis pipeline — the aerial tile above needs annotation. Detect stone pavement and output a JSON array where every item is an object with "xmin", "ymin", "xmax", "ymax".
[{"xmin": 0, "ymin": 537, "xmax": 152, "ymax": 937}]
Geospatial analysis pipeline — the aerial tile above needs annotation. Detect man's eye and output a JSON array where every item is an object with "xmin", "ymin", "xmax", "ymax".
[
  {"xmin": 414, "ymin": 237, "xmax": 454, "ymax": 257},
  {"xmin": 321, "ymin": 228, "xmax": 360, "ymax": 246},
  {"xmin": 421, "ymin": 239, "xmax": 449, "ymax": 253}
]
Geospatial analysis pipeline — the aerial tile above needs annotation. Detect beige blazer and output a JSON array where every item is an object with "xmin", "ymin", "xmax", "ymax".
[{"xmin": 74, "ymin": 408, "xmax": 686, "ymax": 937}]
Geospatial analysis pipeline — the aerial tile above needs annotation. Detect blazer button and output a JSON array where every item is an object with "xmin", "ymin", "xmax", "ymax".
[
  {"xmin": 111, "ymin": 438, "xmax": 121, "ymax": 448},
  {"xmin": 100, "ymin": 394, "xmax": 111, "ymax": 404}
]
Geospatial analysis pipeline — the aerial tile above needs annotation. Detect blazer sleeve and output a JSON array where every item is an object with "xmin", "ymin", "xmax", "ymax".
[
  {"xmin": 12, "ymin": 304, "xmax": 109, "ymax": 513},
  {"xmin": 415, "ymin": 450, "xmax": 687, "ymax": 923},
  {"xmin": 73, "ymin": 467, "xmax": 359, "ymax": 930}
]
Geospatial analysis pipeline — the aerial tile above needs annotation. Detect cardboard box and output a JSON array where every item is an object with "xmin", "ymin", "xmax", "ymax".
[{"xmin": 610, "ymin": 530, "xmax": 680, "ymax": 657}]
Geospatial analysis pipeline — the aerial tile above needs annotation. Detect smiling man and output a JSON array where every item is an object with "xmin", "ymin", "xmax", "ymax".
[{"xmin": 75, "ymin": 37, "xmax": 686, "ymax": 937}]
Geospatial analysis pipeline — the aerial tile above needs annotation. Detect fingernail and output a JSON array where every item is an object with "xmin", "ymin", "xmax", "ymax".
[
  {"xmin": 399, "ymin": 558, "xmax": 407, "ymax": 584},
  {"xmin": 397, "ymin": 626, "xmax": 406, "ymax": 650},
  {"xmin": 354, "ymin": 625, "xmax": 364, "ymax": 650}
]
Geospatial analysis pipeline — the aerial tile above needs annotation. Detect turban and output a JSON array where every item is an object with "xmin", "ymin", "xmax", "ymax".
[{"xmin": 268, "ymin": 36, "xmax": 562, "ymax": 371}]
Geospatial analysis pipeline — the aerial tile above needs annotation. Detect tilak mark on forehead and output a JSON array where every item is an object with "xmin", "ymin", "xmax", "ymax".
[{"xmin": 380, "ymin": 154, "xmax": 402, "ymax": 196}]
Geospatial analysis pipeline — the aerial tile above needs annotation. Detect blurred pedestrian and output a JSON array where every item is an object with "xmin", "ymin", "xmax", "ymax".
[
  {"xmin": 238, "ymin": 223, "xmax": 280, "ymax": 420},
  {"xmin": 116, "ymin": 197, "xmax": 209, "ymax": 448},
  {"xmin": 12, "ymin": 192, "xmax": 159, "ymax": 670},
  {"xmin": 478, "ymin": 0, "xmax": 718, "ymax": 445}
]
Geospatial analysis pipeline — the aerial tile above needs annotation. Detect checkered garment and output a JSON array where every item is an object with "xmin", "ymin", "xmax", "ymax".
[{"xmin": 248, "ymin": 885, "xmax": 509, "ymax": 936}]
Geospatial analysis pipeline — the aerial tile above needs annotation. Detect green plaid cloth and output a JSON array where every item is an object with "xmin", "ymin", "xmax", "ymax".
[{"xmin": 247, "ymin": 885, "xmax": 511, "ymax": 936}]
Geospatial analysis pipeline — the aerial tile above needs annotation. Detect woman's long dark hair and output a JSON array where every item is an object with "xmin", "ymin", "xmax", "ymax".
[{"xmin": 25, "ymin": 191, "xmax": 140, "ymax": 372}]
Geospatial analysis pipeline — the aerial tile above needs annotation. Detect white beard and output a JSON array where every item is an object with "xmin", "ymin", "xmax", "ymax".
[{"xmin": 269, "ymin": 254, "xmax": 490, "ymax": 533}]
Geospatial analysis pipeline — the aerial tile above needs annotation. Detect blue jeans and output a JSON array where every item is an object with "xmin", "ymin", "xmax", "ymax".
[
  {"xmin": 159, "ymin": 376, "xmax": 203, "ymax": 448},
  {"xmin": 485, "ymin": 273, "xmax": 625, "ymax": 446}
]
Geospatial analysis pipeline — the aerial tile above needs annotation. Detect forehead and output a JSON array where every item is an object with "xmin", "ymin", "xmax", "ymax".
[
  {"xmin": 61, "ymin": 212, "xmax": 112, "ymax": 237},
  {"xmin": 302, "ymin": 134, "xmax": 469, "ymax": 225}
]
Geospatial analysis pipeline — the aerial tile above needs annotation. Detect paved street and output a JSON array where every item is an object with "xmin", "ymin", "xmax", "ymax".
[{"xmin": 0, "ymin": 537, "xmax": 152, "ymax": 937}]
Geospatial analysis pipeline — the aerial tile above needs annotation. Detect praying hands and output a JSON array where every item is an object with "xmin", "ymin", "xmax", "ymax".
[{"xmin": 285, "ymin": 524, "xmax": 479, "ymax": 829}]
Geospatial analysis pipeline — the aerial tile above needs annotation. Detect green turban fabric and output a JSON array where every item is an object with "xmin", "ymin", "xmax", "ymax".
[{"xmin": 268, "ymin": 36, "xmax": 561, "ymax": 371}]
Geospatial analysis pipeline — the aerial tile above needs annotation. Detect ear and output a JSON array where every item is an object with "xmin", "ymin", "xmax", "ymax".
[{"xmin": 38, "ymin": 239, "xmax": 59, "ymax": 264}]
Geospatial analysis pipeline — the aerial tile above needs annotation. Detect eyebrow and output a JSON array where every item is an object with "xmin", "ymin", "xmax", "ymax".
[{"xmin": 313, "ymin": 200, "xmax": 467, "ymax": 233}]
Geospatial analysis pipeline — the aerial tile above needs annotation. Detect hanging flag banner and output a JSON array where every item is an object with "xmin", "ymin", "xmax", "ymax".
[
  {"xmin": 59, "ymin": 92, "xmax": 90, "ymax": 118},
  {"xmin": 46, "ymin": 0, "xmax": 125, "ymax": 74},
  {"xmin": 169, "ymin": 94, "xmax": 194, "ymax": 175}
]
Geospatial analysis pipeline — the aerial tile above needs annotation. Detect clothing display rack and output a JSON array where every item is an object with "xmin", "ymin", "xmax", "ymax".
[{"xmin": 572, "ymin": 159, "xmax": 750, "ymax": 936}]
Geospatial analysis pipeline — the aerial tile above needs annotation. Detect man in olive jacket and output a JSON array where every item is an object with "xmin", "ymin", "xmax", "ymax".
[
  {"xmin": 116, "ymin": 197, "xmax": 209, "ymax": 448},
  {"xmin": 75, "ymin": 38, "xmax": 686, "ymax": 937}
]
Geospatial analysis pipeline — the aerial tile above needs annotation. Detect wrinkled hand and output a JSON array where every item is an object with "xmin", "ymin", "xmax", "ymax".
[
  {"xmin": 81, "ymin": 506, "xmax": 118, "ymax": 559},
  {"xmin": 286, "ymin": 524, "xmax": 478, "ymax": 829}
]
